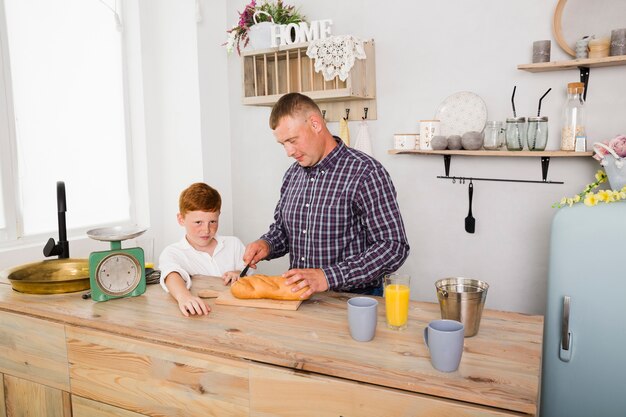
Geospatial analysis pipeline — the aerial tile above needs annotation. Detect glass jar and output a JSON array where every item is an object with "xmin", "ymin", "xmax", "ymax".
[
  {"xmin": 483, "ymin": 121, "xmax": 505, "ymax": 150},
  {"xmin": 561, "ymin": 82, "xmax": 586, "ymax": 151},
  {"xmin": 527, "ymin": 116, "xmax": 548, "ymax": 151},
  {"xmin": 506, "ymin": 117, "xmax": 527, "ymax": 151}
]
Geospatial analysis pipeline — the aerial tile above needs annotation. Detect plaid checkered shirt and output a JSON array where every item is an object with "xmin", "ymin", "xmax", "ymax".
[{"xmin": 261, "ymin": 138, "xmax": 410, "ymax": 292}]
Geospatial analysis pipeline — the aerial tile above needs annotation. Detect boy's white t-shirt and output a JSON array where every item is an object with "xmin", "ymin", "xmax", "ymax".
[{"xmin": 158, "ymin": 234, "xmax": 247, "ymax": 292}]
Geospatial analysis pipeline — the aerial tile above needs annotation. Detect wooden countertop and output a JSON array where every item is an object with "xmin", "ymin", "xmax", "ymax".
[{"xmin": 0, "ymin": 275, "xmax": 543, "ymax": 415}]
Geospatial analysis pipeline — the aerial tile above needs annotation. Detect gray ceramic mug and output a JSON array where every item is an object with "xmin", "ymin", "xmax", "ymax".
[
  {"xmin": 423, "ymin": 319, "xmax": 464, "ymax": 372},
  {"xmin": 347, "ymin": 297, "xmax": 378, "ymax": 342}
]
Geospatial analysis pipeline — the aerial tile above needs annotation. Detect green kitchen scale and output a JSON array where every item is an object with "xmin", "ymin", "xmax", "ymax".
[{"xmin": 86, "ymin": 226, "xmax": 147, "ymax": 302}]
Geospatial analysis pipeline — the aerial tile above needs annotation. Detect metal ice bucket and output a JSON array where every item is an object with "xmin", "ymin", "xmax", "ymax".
[{"xmin": 435, "ymin": 277, "xmax": 489, "ymax": 337}]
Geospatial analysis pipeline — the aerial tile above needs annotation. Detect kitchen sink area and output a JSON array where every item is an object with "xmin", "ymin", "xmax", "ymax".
[{"xmin": 1, "ymin": 258, "xmax": 89, "ymax": 294}]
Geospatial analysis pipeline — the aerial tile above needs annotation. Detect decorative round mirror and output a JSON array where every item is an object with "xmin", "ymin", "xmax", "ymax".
[{"xmin": 553, "ymin": 0, "xmax": 626, "ymax": 57}]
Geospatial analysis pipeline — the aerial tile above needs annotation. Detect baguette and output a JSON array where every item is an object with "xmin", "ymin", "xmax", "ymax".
[{"xmin": 231, "ymin": 274, "xmax": 310, "ymax": 301}]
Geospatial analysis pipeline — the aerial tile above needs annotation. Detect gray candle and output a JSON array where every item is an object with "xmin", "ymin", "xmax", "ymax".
[
  {"xmin": 610, "ymin": 28, "xmax": 626, "ymax": 56},
  {"xmin": 532, "ymin": 40, "xmax": 551, "ymax": 63}
]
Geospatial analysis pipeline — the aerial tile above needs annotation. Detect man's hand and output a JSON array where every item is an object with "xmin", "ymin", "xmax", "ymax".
[
  {"xmin": 283, "ymin": 268, "xmax": 329, "ymax": 299},
  {"xmin": 243, "ymin": 240, "xmax": 271, "ymax": 270}
]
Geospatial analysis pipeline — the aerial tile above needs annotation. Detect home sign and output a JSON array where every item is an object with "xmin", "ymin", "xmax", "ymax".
[{"xmin": 270, "ymin": 19, "xmax": 333, "ymax": 47}]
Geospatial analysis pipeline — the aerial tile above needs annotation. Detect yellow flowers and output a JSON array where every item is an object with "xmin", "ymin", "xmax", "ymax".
[
  {"xmin": 583, "ymin": 189, "xmax": 626, "ymax": 206},
  {"xmin": 552, "ymin": 169, "xmax": 626, "ymax": 208},
  {"xmin": 584, "ymin": 193, "xmax": 599, "ymax": 206}
]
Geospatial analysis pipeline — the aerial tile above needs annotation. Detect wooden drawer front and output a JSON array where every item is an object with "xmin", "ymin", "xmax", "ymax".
[
  {"xmin": 3, "ymin": 374, "xmax": 71, "ymax": 417},
  {"xmin": 66, "ymin": 327, "xmax": 249, "ymax": 416},
  {"xmin": 0, "ymin": 311, "xmax": 70, "ymax": 390},
  {"xmin": 73, "ymin": 395, "xmax": 148, "ymax": 417},
  {"xmin": 250, "ymin": 364, "xmax": 522, "ymax": 417}
]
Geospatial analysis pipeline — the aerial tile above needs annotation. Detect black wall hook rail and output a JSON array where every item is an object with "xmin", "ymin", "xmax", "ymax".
[
  {"xmin": 437, "ymin": 175, "xmax": 564, "ymax": 184},
  {"xmin": 440, "ymin": 155, "xmax": 562, "ymax": 183}
]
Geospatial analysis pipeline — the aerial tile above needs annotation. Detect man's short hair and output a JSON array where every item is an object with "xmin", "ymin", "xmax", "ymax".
[
  {"xmin": 179, "ymin": 183, "xmax": 221, "ymax": 215},
  {"xmin": 269, "ymin": 93, "xmax": 322, "ymax": 130}
]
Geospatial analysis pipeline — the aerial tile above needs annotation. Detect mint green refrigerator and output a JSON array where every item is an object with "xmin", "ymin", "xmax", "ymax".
[{"xmin": 542, "ymin": 202, "xmax": 626, "ymax": 416}]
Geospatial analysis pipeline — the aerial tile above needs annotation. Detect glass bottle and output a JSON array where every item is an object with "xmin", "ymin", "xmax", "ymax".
[
  {"xmin": 561, "ymin": 82, "xmax": 586, "ymax": 151},
  {"xmin": 483, "ymin": 121, "xmax": 505, "ymax": 150},
  {"xmin": 506, "ymin": 117, "xmax": 527, "ymax": 151},
  {"xmin": 527, "ymin": 116, "xmax": 548, "ymax": 151}
]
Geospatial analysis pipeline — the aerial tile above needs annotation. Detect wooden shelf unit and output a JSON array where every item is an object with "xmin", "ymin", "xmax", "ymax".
[
  {"xmin": 388, "ymin": 149, "xmax": 594, "ymax": 184},
  {"xmin": 518, "ymin": 55, "xmax": 626, "ymax": 100},
  {"xmin": 517, "ymin": 55, "xmax": 626, "ymax": 72},
  {"xmin": 241, "ymin": 41, "xmax": 377, "ymax": 121},
  {"xmin": 388, "ymin": 149, "xmax": 593, "ymax": 157}
]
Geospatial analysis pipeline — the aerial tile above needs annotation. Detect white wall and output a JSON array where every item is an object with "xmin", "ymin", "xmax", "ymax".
[
  {"xmin": 137, "ymin": 0, "xmax": 205, "ymax": 258},
  {"xmin": 225, "ymin": 0, "xmax": 626, "ymax": 314},
  {"xmin": 196, "ymin": 0, "xmax": 234, "ymax": 236},
  {"xmin": 1, "ymin": 0, "xmax": 623, "ymax": 316}
]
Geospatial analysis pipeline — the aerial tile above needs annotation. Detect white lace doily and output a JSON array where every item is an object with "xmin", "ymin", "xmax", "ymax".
[{"xmin": 306, "ymin": 35, "xmax": 366, "ymax": 82}]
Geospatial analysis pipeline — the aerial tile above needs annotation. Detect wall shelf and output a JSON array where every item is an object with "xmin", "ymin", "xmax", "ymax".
[
  {"xmin": 241, "ymin": 41, "xmax": 377, "ymax": 122},
  {"xmin": 518, "ymin": 55, "xmax": 626, "ymax": 101},
  {"xmin": 388, "ymin": 149, "xmax": 594, "ymax": 184},
  {"xmin": 388, "ymin": 150, "xmax": 593, "ymax": 157},
  {"xmin": 517, "ymin": 55, "xmax": 626, "ymax": 72}
]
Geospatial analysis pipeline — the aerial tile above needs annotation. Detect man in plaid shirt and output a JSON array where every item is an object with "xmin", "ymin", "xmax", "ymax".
[{"xmin": 244, "ymin": 93, "xmax": 409, "ymax": 298}]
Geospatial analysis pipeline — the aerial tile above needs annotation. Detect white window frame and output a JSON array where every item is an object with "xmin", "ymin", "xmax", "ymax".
[{"xmin": 0, "ymin": 0, "xmax": 146, "ymax": 253}]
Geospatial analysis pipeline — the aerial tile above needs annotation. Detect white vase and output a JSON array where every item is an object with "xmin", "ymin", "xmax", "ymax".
[
  {"xmin": 603, "ymin": 155, "xmax": 626, "ymax": 191},
  {"xmin": 248, "ymin": 11, "xmax": 275, "ymax": 50},
  {"xmin": 247, "ymin": 22, "xmax": 274, "ymax": 50}
]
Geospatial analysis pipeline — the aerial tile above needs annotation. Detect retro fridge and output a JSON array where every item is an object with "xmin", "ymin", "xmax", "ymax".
[{"xmin": 541, "ymin": 202, "xmax": 626, "ymax": 417}]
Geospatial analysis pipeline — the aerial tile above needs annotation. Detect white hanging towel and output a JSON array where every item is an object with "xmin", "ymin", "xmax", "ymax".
[
  {"xmin": 339, "ymin": 118, "xmax": 350, "ymax": 147},
  {"xmin": 353, "ymin": 120, "xmax": 373, "ymax": 157}
]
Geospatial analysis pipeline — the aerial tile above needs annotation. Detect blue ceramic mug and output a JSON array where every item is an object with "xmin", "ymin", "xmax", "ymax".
[{"xmin": 423, "ymin": 319, "xmax": 464, "ymax": 372}]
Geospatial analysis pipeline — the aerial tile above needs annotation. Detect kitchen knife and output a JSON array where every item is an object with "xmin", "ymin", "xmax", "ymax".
[{"xmin": 240, "ymin": 264, "xmax": 250, "ymax": 277}]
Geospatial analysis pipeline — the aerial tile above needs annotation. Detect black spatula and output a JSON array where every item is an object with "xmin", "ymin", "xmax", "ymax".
[{"xmin": 465, "ymin": 181, "xmax": 475, "ymax": 233}]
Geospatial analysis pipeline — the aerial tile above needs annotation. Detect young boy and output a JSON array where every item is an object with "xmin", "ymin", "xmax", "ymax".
[{"xmin": 159, "ymin": 183, "xmax": 247, "ymax": 317}]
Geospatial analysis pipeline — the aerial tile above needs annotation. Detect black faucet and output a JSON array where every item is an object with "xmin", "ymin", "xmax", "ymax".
[{"xmin": 43, "ymin": 181, "xmax": 70, "ymax": 259}]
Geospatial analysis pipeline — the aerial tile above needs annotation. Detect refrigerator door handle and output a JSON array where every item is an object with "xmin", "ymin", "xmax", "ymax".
[
  {"xmin": 559, "ymin": 295, "xmax": 573, "ymax": 362},
  {"xmin": 561, "ymin": 296, "xmax": 571, "ymax": 351}
]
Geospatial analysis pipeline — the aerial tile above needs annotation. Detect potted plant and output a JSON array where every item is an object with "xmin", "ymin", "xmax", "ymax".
[
  {"xmin": 553, "ymin": 134, "xmax": 626, "ymax": 208},
  {"xmin": 224, "ymin": 0, "xmax": 306, "ymax": 55}
]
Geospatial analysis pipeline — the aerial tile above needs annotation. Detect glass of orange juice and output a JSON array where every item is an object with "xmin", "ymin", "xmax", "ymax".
[{"xmin": 384, "ymin": 274, "xmax": 411, "ymax": 330}]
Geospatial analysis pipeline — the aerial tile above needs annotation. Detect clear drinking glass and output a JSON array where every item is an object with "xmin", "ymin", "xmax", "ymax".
[
  {"xmin": 483, "ymin": 121, "xmax": 504, "ymax": 150},
  {"xmin": 506, "ymin": 117, "xmax": 527, "ymax": 151},
  {"xmin": 527, "ymin": 116, "xmax": 548, "ymax": 151},
  {"xmin": 384, "ymin": 274, "xmax": 411, "ymax": 330}
]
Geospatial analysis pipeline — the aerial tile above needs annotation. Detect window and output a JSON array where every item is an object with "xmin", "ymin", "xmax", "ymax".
[{"xmin": 0, "ymin": 0, "xmax": 132, "ymax": 243}]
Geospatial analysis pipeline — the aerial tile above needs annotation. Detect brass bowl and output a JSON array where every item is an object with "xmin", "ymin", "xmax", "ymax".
[{"xmin": 1, "ymin": 258, "xmax": 90, "ymax": 294}]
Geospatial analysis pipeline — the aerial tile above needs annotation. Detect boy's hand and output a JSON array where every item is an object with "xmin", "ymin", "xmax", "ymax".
[
  {"xmin": 222, "ymin": 271, "xmax": 241, "ymax": 285},
  {"xmin": 176, "ymin": 293, "xmax": 210, "ymax": 317}
]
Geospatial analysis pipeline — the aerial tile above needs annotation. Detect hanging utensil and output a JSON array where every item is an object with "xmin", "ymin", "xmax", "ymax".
[{"xmin": 465, "ymin": 181, "xmax": 475, "ymax": 233}]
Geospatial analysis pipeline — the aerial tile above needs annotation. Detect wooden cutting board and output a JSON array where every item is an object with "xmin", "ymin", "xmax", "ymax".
[{"xmin": 198, "ymin": 289, "xmax": 303, "ymax": 311}]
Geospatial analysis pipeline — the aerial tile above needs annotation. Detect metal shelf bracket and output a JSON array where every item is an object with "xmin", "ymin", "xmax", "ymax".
[
  {"xmin": 541, "ymin": 157, "xmax": 551, "ymax": 182},
  {"xmin": 579, "ymin": 66, "xmax": 590, "ymax": 101},
  {"xmin": 443, "ymin": 154, "xmax": 451, "ymax": 176}
]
